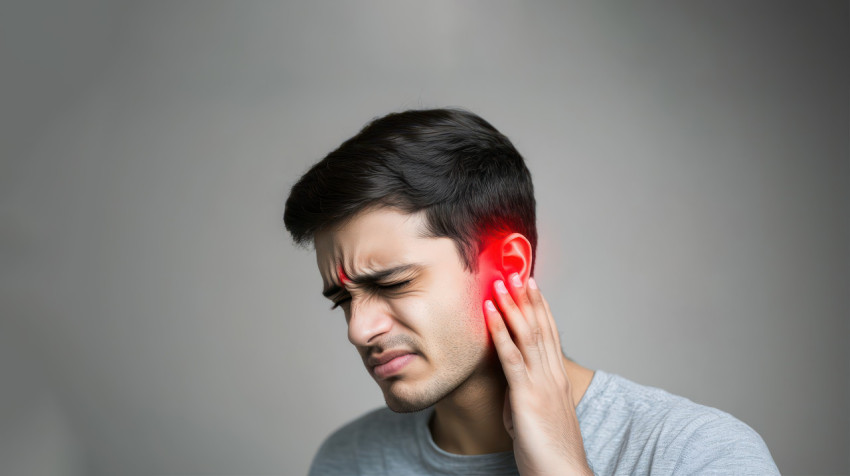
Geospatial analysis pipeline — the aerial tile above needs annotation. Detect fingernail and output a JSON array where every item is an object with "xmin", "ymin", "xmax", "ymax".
[
  {"xmin": 485, "ymin": 300, "xmax": 496, "ymax": 312},
  {"xmin": 528, "ymin": 277, "xmax": 538, "ymax": 289},
  {"xmin": 495, "ymin": 280, "xmax": 508, "ymax": 294},
  {"xmin": 510, "ymin": 273, "xmax": 523, "ymax": 288}
]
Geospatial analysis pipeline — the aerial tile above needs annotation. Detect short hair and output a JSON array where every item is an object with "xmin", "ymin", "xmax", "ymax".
[{"xmin": 283, "ymin": 108, "xmax": 538, "ymax": 275}]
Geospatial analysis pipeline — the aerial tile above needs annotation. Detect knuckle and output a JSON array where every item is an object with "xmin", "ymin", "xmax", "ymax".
[
  {"xmin": 503, "ymin": 348, "xmax": 524, "ymax": 368},
  {"xmin": 532, "ymin": 326, "xmax": 545, "ymax": 345},
  {"xmin": 520, "ymin": 326, "xmax": 543, "ymax": 348}
]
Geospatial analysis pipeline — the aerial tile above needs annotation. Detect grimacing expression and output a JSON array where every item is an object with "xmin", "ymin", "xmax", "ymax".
[{"xmin": 314, "ymin": 207, "xmax": 496, "ymax": 412}]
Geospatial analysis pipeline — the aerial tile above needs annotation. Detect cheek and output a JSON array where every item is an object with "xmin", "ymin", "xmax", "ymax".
[
  {"xmin": 475, "ymin": 245, "xmax": 504, "ymax": 303},
  {"xmin": 387, "ymin": 297, "xmax": 427, "ymax": 333},
  {"xmin": 436, "ymin": 279, "xmax": 490, "ymax": 343},
  {"xmin": 391, "ymin": 276, "xmax": 491, "ymax": 353}
]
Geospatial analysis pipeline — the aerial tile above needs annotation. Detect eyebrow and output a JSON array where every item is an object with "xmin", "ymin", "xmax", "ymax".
[{"xmin": 321, "ymin": 263, "xmax": 425, "ymax": 299}]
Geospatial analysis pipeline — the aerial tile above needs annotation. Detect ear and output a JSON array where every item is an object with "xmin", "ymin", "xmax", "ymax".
[
  {"xmin": 497, "ymin": 233, "xmax": 533, "ymax": 284},
  {"xmin": 474, "ymin": 233, "xmax": 534, "ymax": 303}
]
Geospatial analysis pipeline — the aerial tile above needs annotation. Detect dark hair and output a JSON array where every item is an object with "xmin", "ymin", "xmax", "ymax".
[{"xmin": 283, "ymin": 108, "xmax": 537, "ymax": 275}]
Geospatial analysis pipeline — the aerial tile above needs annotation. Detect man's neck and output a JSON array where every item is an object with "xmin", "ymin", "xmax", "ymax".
[{"xmin": 428, "ymin": 354, "xmax": 594, "ymax": 456}]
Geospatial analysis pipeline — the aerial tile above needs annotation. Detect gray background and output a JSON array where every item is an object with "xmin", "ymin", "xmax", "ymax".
[{"xmin": 1, "ymin": 1, "xmax": 847, "ymax": 475}]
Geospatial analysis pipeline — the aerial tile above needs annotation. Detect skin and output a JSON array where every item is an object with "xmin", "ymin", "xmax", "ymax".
[{"xmin": 314, "ymin": 206, "xmax": 595, "ymax": 474}]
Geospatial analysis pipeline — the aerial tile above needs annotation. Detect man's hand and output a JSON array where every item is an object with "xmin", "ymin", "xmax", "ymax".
[{"xmin": 484, "ymin": 274, "xmax": 593, "ymax": 476}]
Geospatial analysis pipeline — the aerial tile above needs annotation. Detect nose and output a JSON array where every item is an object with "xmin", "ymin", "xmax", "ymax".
[{"xmin": 346, "ymin": 296, "xmax": 393, "ymax": 346}]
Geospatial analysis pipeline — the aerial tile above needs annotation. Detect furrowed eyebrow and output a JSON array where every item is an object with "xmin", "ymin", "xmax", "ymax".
[{"xmin": 321, "ymin": 263, "xmax": 424, "ymax": 299}]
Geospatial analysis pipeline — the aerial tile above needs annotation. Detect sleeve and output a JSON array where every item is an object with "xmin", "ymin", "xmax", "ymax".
[{"xmin": 670, "ymin": 413, "xmax": 780, "ymax": 475}]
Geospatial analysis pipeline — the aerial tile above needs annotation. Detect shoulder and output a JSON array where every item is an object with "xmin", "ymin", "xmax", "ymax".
[
  {"xmin": 666, "ymin": 407, "xmax": 780, "ymax": 475},
  {"xmin": 580, "ymin": 370, "xmax": 723, "ymax": 434},
  {"xmin": 581, "ymin": 371, "xmax": 779, "ymax": 475},
  {"xmin": 587, "ymin": 371, "xmax": 761, "ymax": 439},
  {"xmin": 308, "ymin": 406, "xmax": 422, "ymax": 476}
]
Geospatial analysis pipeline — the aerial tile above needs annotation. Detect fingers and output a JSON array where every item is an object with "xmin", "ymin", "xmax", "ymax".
[
  {"xmin": 488, "ymin": 274, "xmax": 569, "ymax": 377},
  {"xmin": 484, "ymin": 299, "xmax": 530, "ymax": 387},
  {"xmin": 493, "ymin": 275, "xmax": 556, "ymax": 376},
  {"xmin": 506, "ymin": 272, "xmax": 537, "ymax": 327},
  {"xmin": 527, "ymin": 278, "xmax": 567, "ymax": 375},
  {"xmin": 539, "ymin": 290, "xmax": 564, "ymax": 358}
]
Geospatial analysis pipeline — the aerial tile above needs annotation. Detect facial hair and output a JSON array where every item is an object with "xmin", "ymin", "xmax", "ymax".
[{"xmin": 380, "ymin": 275, "xmax": 490, "ymax": 413}]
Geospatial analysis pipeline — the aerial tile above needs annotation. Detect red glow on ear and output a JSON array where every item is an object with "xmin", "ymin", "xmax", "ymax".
[
  {"xmin": 476, "ymin": 232, "xmax": 507, "ymax": 306},
  {"xmin": 475, "ymin": 230, "xmax": 531, "ymax": 313}
]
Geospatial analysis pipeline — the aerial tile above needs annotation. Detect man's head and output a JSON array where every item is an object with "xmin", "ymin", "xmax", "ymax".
[{"xmin": 283, "ymin": 108, "xmax": 538, "ymax": 412}]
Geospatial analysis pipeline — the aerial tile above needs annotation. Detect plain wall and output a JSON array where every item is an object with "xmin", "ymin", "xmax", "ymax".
[{"xmin": 1, "ymin": 1, "xmax": 847, "ymax": 475}]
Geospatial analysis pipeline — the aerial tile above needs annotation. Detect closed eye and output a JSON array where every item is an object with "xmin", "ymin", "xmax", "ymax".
[
  {"xmin": 381, "ymin": 280, "xmax": 412, "ymax": 291},
  {"xmin": 329, "ymin": 280, "xmax": 413, "ymax": 310}
]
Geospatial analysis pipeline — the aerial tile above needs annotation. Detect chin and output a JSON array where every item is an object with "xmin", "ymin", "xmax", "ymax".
[
  {"xmin": 384, "ymin": 395, "xmax": 432, "ymax": 413},
  {"xmin": 380, "ymin": 379, "xmax": 441, "ymax": 413},
  {"xmin": 380, "ymin": 367, "xmax": 475, "ymax": 413}
]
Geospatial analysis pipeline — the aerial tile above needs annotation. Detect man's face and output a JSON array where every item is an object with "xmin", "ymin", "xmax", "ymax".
[{"xmin": 314, "ymin": 207, "xmax": 495, "ymax": 412}]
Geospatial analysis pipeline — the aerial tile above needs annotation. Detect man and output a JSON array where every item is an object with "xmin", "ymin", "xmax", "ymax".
[{"xmin": 283, "ymin": 109, "xmax": 779, "ymax": 475}]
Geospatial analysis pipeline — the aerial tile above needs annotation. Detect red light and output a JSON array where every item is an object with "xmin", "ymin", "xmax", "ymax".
[{"xmin": 338, "ymin": 264, "xmax": 350, "ymax": 285}]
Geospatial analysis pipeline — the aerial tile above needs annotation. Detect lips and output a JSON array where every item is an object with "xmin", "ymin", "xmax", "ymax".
[
  {"xmin": 367, "ymin": 349, "xmax": 416, "ymax": 368},
  {"xmin": 371, "ymin": 353, "xmax": 416, "ymax": 379}
]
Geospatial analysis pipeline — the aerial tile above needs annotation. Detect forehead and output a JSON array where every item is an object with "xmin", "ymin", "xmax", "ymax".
[{"xmin": 314, "ymin": 207, "xmax": 453, "ymax": 282}]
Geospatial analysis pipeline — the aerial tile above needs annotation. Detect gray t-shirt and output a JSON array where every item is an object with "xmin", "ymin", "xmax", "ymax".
[{"xmin": 308, "ymin": 370, "xmax": 779, "ymax": 475}]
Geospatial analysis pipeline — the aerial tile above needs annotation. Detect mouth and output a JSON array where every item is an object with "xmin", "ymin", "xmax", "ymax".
[{"xmin": 368, "ymin": 350, "xmax": 418, "ymax": 379}]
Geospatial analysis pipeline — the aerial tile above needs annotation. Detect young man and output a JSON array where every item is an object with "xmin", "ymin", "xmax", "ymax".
[{"xmin": 283, "ymin": 109, "xmax": 779, "ymax": 475}]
